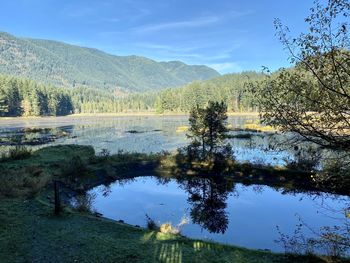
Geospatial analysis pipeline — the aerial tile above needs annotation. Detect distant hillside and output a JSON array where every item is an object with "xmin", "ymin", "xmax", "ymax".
[{"xmin": 0, "ymin": 32, "xmax": 220, "ymax": 92}]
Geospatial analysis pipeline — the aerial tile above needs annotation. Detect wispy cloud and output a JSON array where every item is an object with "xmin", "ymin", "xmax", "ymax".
[
  {"xmin": 227, "ymin": 10, "xmax": 254, "ymax": 19},
  {"xmin": 135, "ymin": 41, "xmax": 242, "ymax": 61},
  {"xmin": 133, "ymin": 16, "xmax": 220, "ymax": 33},
  {"xmin": 133, "ymin": 9, "xmax": 253, "ymax": 33},
  {"xmin": 136, "ymin": 43, "xmax": 200, "ymax": 53},
  {"xmin": 208, "ymin": 62, "xmax": 242, "ymax": 73}
]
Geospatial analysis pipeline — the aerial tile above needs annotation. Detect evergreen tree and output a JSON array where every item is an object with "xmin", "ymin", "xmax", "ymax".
[
  {"xmin": 188, "ymin": 105, "xmax": 207, "ymax": 157},
  {"xmin": 203, "ymin": 101, "xmax": 229, "ymax": 155},
  {"xmin": 187, "ymin": 101, "xmax": 232, "ymax": 161},
  {"xmin": 0, "ymin": 89, "xmax": 8, "ymax": 116}
]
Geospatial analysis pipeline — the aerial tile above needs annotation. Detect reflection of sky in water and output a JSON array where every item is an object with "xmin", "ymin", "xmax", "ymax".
[
  {"xmin": 234, "ymin": 147, "xmax": 290, "ymax": 166},
  {"xmin": 0, "ymin": 116, "xmax": 293, "ymax": 166},
  {"xmin": 89, "ymin": 176, "xmax": 349, "ymax": 253}
]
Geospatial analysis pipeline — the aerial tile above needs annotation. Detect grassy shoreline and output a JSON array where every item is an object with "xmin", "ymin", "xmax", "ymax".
[
  {"xmin": 1, "ymin": 197, "xmax": 328, "ymax": 263},
  {"xmin": 0, "ymin": 145, "xmax": 348, "ymax": 262}
]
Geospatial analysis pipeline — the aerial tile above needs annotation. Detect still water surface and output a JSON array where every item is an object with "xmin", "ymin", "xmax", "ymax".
[
  {"xmin": 88, "ymin": 176, "xmax": 348, "ymax": 252},
  {"xmin": 0, "ymin": 115, "xmax": 290, "ymax": 165}
]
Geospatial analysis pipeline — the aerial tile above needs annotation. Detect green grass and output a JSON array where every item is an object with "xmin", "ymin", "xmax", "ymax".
[
  {"xmin": 0, "ymin": 145, "xmax": 348, "ymax": 262},
  {"xmin": 0, "ymin": 198, "xmax": 327, "ymax": 263},
  {"xmin": 0, "ymin": 145, "xmax": 97, "ymax": 198},
  {"xmin": 1, "ymin": 144, "xmax": 346, "ymax": 198}
]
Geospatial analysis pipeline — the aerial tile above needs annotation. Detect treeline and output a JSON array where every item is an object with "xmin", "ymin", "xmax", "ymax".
[
  {"xmin": 0, "ymin": 72, "xmax": 264, "ymax": 117},
  {"xmin": 70, "ymin": 88, "xmax": 157, "ymax": 113},
  {"xmin": 154, "ymin": 72, "xmax": 264, "ymax": 113},
  {"xmin": 0, "ymin": 75, "xmax": 73, "ymax": 117},
  {"xmin": 71, "ymin": 71, "xmax": 265, "ymax": 114},
  {"xmin": 0, "ymin": 75, "xmax": 157, "ymax": 116}
]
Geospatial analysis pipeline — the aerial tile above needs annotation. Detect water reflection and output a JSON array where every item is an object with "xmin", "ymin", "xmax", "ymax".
[
  {"xmin": 85, "ymin": 176, "xmax": 349, "ymax": 252},
  {"xmin": 178, "ymin": 177, "xmax": 234, "ymax": 234},
  {"xmin": 0, "ymin": 116, "xmax": 295, "ymax": 165}
]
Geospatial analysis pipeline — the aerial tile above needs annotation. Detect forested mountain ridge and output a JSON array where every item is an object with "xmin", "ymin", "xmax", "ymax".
[{"xmin": 0, "ymin": 32, "xmax": 220, "ymax": 92}]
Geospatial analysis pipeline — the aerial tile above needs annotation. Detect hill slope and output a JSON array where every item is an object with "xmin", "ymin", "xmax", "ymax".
[{"xmin": 0, "ymin": 32, "xmax": 219, "ymax": 92}]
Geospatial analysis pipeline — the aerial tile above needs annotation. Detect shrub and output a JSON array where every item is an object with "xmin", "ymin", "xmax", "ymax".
[
  {"xmin": 0, "ymin": 146, "xmax": 32, "ymax": 162},
  {"xmin": 62, "ymin": 155, "xmax": 87, "ymax": 181},
  {"xmin": 146, "ymin": 214, "xmax": 159, "ymax": 231},
  {"xmin": 316, "ymin": 157, "xmax": 350, "ymax": 193},
  {"xmin": 0, "ymin": 167, "xmax": 50, "ymax": 198},
  {"xmin": 73, "ymin": 193, "xmax": 96, "ymax": 213},
  {"xmin": 98, "ymin": 148, "xmax": 110, "ymax": 158},
  {"xmin": 285, "ymin": 146, "xmax": 320, "ymax": 172}
]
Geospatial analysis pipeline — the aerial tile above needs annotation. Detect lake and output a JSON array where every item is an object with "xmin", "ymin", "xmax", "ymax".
[
  {"xmin": 0, "ymin": 115, "xmax": 292, "ymax": 166},
  {"xmin": 85, "ymin": 176, "xmax": 348, "ymax": 253},
  {"xmin": 1, "ymin": 115, "xmax": 348, "ymax": 254}
]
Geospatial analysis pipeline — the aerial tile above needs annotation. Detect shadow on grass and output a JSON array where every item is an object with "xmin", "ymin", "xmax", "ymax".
[{"xmin": 139, "ymin": 231, "xmax": 329, "ymax": 263}]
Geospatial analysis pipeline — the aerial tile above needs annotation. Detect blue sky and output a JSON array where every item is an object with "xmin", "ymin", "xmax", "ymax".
[{"xmin": 0, "ymin": 0, "xmax": 315, "ymax": 74}]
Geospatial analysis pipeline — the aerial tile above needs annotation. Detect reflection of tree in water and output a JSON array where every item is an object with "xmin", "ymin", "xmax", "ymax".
[
  {"xmin": 100, "ymin": 178, "xmax": 136, "ymax": 197},
  {"xmin": 178, "ymin": 176, "xmax": 235, "ymax": 234}
]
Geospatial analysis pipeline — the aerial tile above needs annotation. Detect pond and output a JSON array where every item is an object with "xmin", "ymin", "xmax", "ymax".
[
  {"xmin": 0, "ymin": 115, "xmax": 292, "ymax": 166},
  {"xmin": 1, "ymin": 116, "xmax": 348, "ymax": 254},
  {"xmin": 84, "ymin": 176, "xmax": 349, "ymax": 253}
]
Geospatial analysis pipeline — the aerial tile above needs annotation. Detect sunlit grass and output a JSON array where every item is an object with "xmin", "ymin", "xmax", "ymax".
[
  {"xmin": 243, "ymin": 123, "xmax": 276, "ymax": 132},
  {"xmin": 176, "ymin": 126, "xmax": 189, "ymax": 133}
]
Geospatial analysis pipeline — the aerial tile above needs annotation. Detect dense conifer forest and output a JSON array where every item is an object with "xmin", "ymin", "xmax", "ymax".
[
  {"xmin": 0, "ymin": 72, "xmax": 264, "ymax": 116},
  {"xmin": 0, "ymin": 32, "xmax": 219, "ymax": 92}
]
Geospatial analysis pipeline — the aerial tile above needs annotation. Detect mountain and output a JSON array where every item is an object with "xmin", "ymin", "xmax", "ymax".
[{"xmin": 0, "ymin": 32, "xmax": 220, "ymax": 92}]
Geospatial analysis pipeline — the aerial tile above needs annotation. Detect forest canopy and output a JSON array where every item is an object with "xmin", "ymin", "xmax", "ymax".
[{"xmin": 0, "ymin": 72, "xmax": 264, "ymax": 117}]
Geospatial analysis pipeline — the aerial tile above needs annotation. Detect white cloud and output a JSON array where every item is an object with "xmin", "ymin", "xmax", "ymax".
[
  {"xmin": 208, "ymin": 62, "xmax": 242, "ymax": 74},
  {"xmin": 133, "ymin": 16, "xmax": 220, "ymax": 33}
]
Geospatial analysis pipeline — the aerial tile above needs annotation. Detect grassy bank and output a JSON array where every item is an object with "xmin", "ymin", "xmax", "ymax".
[
  {"xmin": 0, "ymin": 197, "xmax": 328, "ymax": 263},
  {"xmin": 0, "ymin": 144, "xmax": 347, "ymax": 198},
  {"xmin": 0, "ymin": 145, "xmax": 348, "ymax": 262}
]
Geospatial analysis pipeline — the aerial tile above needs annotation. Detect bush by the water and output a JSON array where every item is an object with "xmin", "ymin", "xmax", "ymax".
[
  {"xmin": 285, "ymin": 146, "xmax": 320, "ymax": 172},
  {"xmin": 0, "ymin": 146, "xmax": 32, "ymax": 162},
  {"xmin": 146, "ymin": 214, "xmax": 159, "ymax": 231},
  {"xmin": 73, "ymin": 193, "xmax": 96, "ymax": 213},
  {"xmin": 61, "ymin": 155, "xmax": 87, "ymax": 181}
]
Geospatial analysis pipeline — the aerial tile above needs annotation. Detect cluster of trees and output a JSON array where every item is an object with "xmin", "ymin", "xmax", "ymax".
[
  {"xmin": 69, "ymin": 88, "xmax": 157, "ymax": 114},
  {"xmin": 0, "ymin": 75, "xmax": 73, "ymax": 117},
  {"xmin": 0, "ymin": 74, "xmax": 159, "ymax": 116},
  {"xmin": 0, "ymin": 71, "xmax": 264, "ymax": 117},
  {"xmin": 59, "ymin": 71, "xmax": 265, "ymax": 114},
  {"xmin": 154, "ymin": 72, "xmax": 264, "ymax": 113}
]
